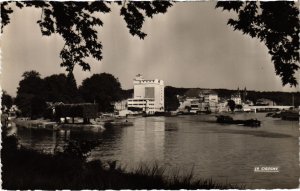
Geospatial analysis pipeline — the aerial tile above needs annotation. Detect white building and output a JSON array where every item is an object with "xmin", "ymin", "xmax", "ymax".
[
  {"xmin": 231, "ymin": 93, "xmax": 242, "ymax": 105},
  {"xmin": 114, "ymin": 100, "xmax": 128, "ymax": 111},
  {"xmin": 218, "ymin": 100, "xmax": 229, "ymax": 112},
  {"xmin": 127, "ymin": 74, "xmax": 164, "ymax": 114},
  {"xmin": 177, "ymin": 89, "xmax": 219, "ymax": 113}
]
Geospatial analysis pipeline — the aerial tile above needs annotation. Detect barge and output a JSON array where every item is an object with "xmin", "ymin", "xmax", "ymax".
[{"xmin": 216, "ymin": 115, "xmax": 261, "ymax": 127}]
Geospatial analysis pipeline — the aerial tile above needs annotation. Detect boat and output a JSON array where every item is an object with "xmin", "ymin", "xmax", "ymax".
[
  {"xmin": 216, "ymin": 115, "xmax": 261, "ymax": 127},
  {"xmin": 281, "ymin": 110, "xmax": 299, "ymax": 121},
  {"xmin": 265, "ymin": 112, "xmax": 281, "ymax": 118}
]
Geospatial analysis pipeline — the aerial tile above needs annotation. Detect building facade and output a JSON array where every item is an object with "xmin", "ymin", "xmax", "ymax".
[
  {"xmin": 127, "ymin": 74, "xmax": 164, "ymax": 114},
  {"xmin": 231, "ymin": 89, "xmax": 242, "ymax": 105},
  {"xmin": 177, "ymin": 89, "xmax": 219, "ymax": 113}
]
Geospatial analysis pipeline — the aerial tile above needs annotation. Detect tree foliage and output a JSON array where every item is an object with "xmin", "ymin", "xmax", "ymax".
[
  {"xmin": 79, "ymin": 73, "xmax": 122, "ymax": 112},
  {"xmin": 1, "ymin": 90, "xmax": 13, "ymax": 111},
  {"xmin": 15, "ymin": 70, "xmax": 46, "ymax": 118},
  {"xmin": 66, "ymin": 71, "xmax": 81, "ymax": 102},
  {"xmin": 216, "ymin": 1, "xmax": 299, "ymax": 87},
  {"xmin": 165, "ymin": 86, "xmax": 181, "ymax": 111},
  {"xmin": 44, "ymin": 73, "xmax": 82, "ymax": 103},
  {"xmin": 1, "ymin": 1, "xmax": 173, "ymax": 72},
  {"xmin": 227, "ymin": 99, "xmax": 236, "ymax": 112}
]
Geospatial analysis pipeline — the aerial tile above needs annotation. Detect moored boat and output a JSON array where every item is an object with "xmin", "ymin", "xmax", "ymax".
[
  {"xmin": 281, "ymin": 110, "xmax": 299, "ymax": 121},
  {"xmin": 216, "ymin": 115, "xmax": 261, "ymax": 127}
]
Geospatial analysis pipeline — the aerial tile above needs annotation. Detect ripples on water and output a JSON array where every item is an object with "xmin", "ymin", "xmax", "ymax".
[{"xmin": 13, "ymin": 113, "xmax": 299, "ymax": 189}]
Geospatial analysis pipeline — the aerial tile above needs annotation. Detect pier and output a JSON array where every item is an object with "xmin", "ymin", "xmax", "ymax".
[{"xmin": 248, "ymin": 106, "xmax": 294, "ymax": 113}]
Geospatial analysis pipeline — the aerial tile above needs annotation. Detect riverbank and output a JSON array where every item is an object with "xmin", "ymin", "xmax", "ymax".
[{"xmin": 2, "ymin": 132, "xmax": 243, "ymax": 189}]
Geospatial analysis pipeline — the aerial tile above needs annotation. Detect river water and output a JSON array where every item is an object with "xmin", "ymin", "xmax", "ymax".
[{"xmin": 12, "ymin": 113, "xmax": 299, "ymax": 189}]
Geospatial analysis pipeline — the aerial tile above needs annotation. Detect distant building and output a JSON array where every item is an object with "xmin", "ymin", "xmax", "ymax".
[
  {"xmin": 114, "ymin": 100, "xmax": 127, "ymax": 111},
  {"xmin": 127, "ymin": 74, "xmax": 164, "ymax": 114},
  {"xmin": 218, "ymin": 98, "xmax": 229, "ymax": 112},
  {"xmin": 178, "ymin": 89, "xmax": 219, "ymax": 113},
  {"xmin": 231, "ymin": 88, "xmax": 242, "ymax": 105},
  {"xmin": 255, "ymin": 98, "xmax": 276, "ymax": 106},
  {"xmin": 244, "ymin": 100, "xmax": 254, "ymax": 106},
  {"xmin": 242, "ymin": 87, "xmax": 248, "ymax": 102}
]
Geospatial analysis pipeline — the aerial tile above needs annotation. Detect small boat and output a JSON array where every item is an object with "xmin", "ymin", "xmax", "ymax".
[
  {"xmin": 266, "ymin": 112, "xmax": 281, "ymax": 118},
  {"xmin": 216, "ymin": 115, "xmax": 261, "ymax": 127}
]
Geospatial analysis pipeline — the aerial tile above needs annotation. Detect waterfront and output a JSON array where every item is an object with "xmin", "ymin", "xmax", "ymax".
[{"xmin": 13, "ymin": 113, "xmax": 299, "ymax": 189}]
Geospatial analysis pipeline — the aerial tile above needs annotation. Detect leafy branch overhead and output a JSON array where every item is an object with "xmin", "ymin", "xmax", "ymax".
[
  {"xmin": 1, "ymin": 1, "xmax": 173, "ymax": 72},
  {"xmin": 2, "ymin": 1, "xmax": 299, "ymax": 87},
  {"xmin": 216, "ymin": 1, "xmax": 299, "ymax": 87}
]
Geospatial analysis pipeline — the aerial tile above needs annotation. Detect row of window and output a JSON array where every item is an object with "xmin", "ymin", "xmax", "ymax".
[
  {"xmin": 128, "ymin": 99, "xmax": 155, "ymax": 102},
  {"xmin": 128, "ymin": 103, "xmax": 155, "ymax": 106}
]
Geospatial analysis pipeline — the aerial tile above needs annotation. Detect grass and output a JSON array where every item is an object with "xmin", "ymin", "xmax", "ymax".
[{"xmin": 2, "ymin": 133, "xmax": 245, "ymax": 190}]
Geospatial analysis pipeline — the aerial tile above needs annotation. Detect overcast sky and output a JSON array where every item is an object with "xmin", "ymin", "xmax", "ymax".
[{"xmin": 1, "ymin": 2, "xmax": 299, "ymax": 97}]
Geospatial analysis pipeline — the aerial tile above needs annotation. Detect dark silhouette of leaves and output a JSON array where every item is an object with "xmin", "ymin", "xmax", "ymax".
[
  {"xmin": 79, "ymin": 73, "xmax": 122, "ymax": 112},
  {"xmin": 216, "ymin": 1, "xmax": 299, "ymax": 87},
  {"xmin": 1, "ymin": 1, "xmax": 173, "ymax": 72}
]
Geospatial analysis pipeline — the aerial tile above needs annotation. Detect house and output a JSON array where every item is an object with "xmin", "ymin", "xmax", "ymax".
[{"xmin": 231, "ymin": 89, "xmax": 242, "ymax": 105}]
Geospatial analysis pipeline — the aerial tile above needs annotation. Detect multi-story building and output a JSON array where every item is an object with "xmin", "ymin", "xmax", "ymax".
[
  {"xmin": 177, "ymin": 89, "xmax": 219, "ymax": 113},
  {"xmin": 127, "ymin": 74, "xmax": 164, "ymax": 114},
  {"xmin": 218, "ymin": 99, "xmax": 229, "ymax": 112},
  {"xmin": 231, "ymin": 88, "xmax": 242, "ymax": 105}
]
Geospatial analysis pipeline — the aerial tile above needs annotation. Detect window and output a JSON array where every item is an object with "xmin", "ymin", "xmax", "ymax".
[{"xmin": 145, "ymin": 87, "xmax": 155, "ymax": 98}]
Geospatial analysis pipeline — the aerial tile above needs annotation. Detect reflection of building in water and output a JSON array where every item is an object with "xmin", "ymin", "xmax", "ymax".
[
  {"xmin": 127, "ymin": 74, "xmax": 164, "ymax": 114},
  {"xmin": 119, "ymin": 118, "xmax": 165, "ymax": 165}
]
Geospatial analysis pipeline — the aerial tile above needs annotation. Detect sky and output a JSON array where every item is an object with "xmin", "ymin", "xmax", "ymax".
[{"xmin": 1, "ymin": 2, "xmax": 299, "ymax": 97}]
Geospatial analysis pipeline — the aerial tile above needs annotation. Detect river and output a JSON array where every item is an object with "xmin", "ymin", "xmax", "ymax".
[{"xmin": 12, "ymin": 113, "xmax": 299, "ymax": 189}]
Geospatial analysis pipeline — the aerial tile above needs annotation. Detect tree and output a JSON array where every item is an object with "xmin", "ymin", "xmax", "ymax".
[
  {"xmin": 44, "ymin": 73, "xmax": 83, "ymax": 104},
  {"xmin": 1, "ymin": 1, "xmax": 173, "ymax": 72},
  {"xmin": 165, "ymin": 86, "xmax": 180, "ymax": 111},
  {"xmin": 15, "ymin": 71, "xmax": 46, "ymax": 118},
  {"xmin": 227, "ymin": 100, "xmax": 236, "ymax": 112},
  {"xmin": 216, "ymin": 1, "xmax": 299, "ymax": 87},
  {"xmin": 79, "ymin": 73, "xmax": 122, "ymax": 112},
  {"xmin": 66, "ymin": 72, "xmax": 77, "ymax": 93},
  {"xmin": 1, "ymin": 91, "xmax": 13, "ymax": 111},
  {"xmin": 17, "ymin": 71, "xmax": 45, "ymax": 96},
  {"xmin": 44, "ymin": 73, "xmax": 69, "ymax": 103}
]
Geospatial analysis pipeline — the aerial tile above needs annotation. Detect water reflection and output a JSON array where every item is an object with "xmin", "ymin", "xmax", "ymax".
[{"xmin": 12, "ymin": 113, "xmax": 300, "ymax": 189}]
